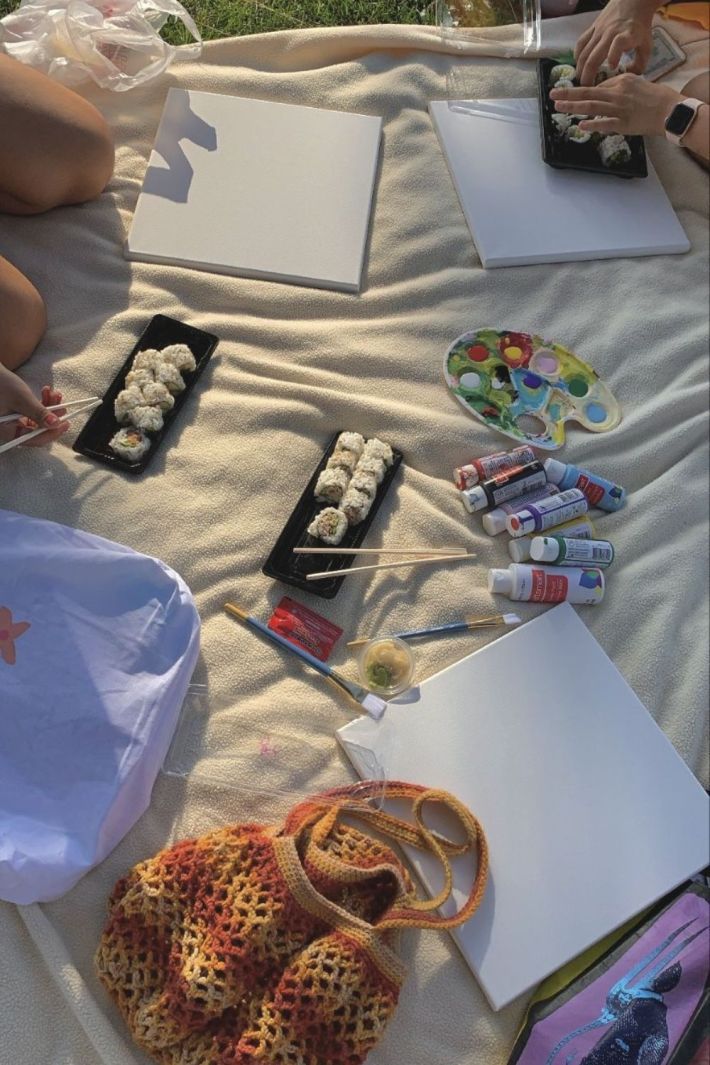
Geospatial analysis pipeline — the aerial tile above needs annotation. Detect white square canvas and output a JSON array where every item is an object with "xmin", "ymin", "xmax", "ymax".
[
  {"xmin": 428, "ymin": 98, "xmax": 690, "ymax": 267},
  {"xmin": 338, "ymin": 605, "xmax": 710, "ymax": 1010},
  {"xmin": 127, "ymin": 89, "xmax": 383, "ymax": 292}
]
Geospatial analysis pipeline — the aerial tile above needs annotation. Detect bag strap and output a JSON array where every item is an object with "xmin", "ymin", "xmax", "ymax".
[{"xmin": 284, "ymin": 781, "xmax": 488, "ymax": 932}]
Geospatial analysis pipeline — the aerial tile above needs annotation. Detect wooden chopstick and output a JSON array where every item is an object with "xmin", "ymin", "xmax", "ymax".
[
  {"xmin": 294, "ymin": 546, "xmax": 469, "ymax": 557},
  {"xmin": 0, "ymin": 396, "xmax": 101, "ymax": 425},
  {"xmin": 305, "ymin": 552, "xmax": 476, "ymax": 582},
  {"xmin": 0, "ymin": 399, "xmax": 100, "ymax": 455}
]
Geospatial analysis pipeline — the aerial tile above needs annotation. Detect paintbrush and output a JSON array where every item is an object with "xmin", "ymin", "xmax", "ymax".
[
  {"xmin": 224, "ymin": 603, "xmax": 388, "ymax": 720},
  {"xmin": 347, "ymin": 613, "xmax": 521, "ymax": 648}
]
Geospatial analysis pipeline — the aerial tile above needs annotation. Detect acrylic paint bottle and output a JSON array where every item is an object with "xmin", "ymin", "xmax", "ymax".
[
  {"xmin": 531, "ymin": 535, "xmax": 615, "ymax": 568},
  {"xmin": 508, "ymin": 515, "xmax": 595, "ymax": 563},
  {"xmin": 454, "ymin": 445, "xmax": 536, "ymax": 491},
  {"xmin": 506, "ymin": 488, "xmax": 588, "ymax": 538},
  {"xmin": 543, "ymin": 458, "xmax": 626, "ymax": 512},
  {"xmin": 461, "ymin": 461, "xmax": 546, "ymax": 514},
  {"xmin": 488, "ymin": 563, "xmax": 605, "ymax": 605},
  {"xmin": 483, "ymin": 483, "xmax": 559, "ymax": 535}
]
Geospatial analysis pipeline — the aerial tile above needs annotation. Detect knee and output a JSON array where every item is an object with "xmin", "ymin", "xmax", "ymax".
[
  {"xmin": 19, "ymin": 110, "xmax": 115, "ymax": 214},
  {"xmin": 0, "ymin": 266, "xmax": 47, "ymax": 370}
]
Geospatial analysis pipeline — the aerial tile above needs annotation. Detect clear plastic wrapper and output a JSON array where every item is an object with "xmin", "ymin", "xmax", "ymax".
[{"xmin": 437, "ymin": 0, "xmax": 541, "ymax": 55}]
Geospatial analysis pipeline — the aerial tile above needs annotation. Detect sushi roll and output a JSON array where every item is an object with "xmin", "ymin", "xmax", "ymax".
[
  {"xmin": 362, "ymin": 437, "xmax": 394, "ymax": 467},
  {"xmin": 554, "ymin": 78, "xmax": 575, "ymax": 90},
  {"xmin": 355, "ymin": 455, "xmax": 386, "ymax": 485},
  {"xmin": 327, "ymin": 449, "xmax": 359, "ymax": 475},
  {"xmin": 109, "ymin": 427, "xmax": 151, "ymax": 462},
  {"xmin": 307, "ymin": 507, "xmax": 348, "ymax": 546},
  {"xmin": 350, "ymin": 469, "xmax": 378, "ymax": 501},
  {"xmin": 549, "ymin": 64, "xmax": 576, "ymax": 86},
  {"xmin": 125, "ymin": 368, "xmax": 155, "ymax": 391},
  {"xmin": 132, "ymin": 348, "xmax": 162, "ymax": 372},
  {"xmin": 551, "ymin": 112, "xmax": 573, "ymax": 135},
  {"xmin": 314, "ymin": 467, "xmax": 350, "ymax": 504},
  {"xmin": 128, "ymin": 404, "xmax": 164, "ymax": 433},
  {"xmin": 566, "ymin": 125, "xmax": 592, "ymax": 145},
  {"xmin": 335, "ymin": 431, "xmax": 365, "ymax": 456},
  {"xmin": 140, "ymin": 381, "xmax": 175, "ymax": 412},
  {"xmin": 160, "ymin": 343, "xmax": 197, "ymax": 374},
  {"xmin": 599, "ymin": 134, "xmax": 632, "ymax": 167},
  {"xmin": 153, "ymin": 360, "xmax": 186, "ymax": 394},
  {"xmin": 114, "ymin": 386, "xmax": 145, "ymax": 424},
  {"xmin": 340, "ymin": 488, "xmax": 372, "ymax": 527}
]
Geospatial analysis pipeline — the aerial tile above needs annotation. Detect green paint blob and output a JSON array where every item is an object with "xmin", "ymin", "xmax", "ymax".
[{"xmin": 568, "ymin": 376, "xmax": 589, "ymax": 397}]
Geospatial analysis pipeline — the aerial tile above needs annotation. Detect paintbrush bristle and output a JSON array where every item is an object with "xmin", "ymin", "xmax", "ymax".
[{"xmin": 360, "ymin": 693, "xmax": 388, "ymax": 720}]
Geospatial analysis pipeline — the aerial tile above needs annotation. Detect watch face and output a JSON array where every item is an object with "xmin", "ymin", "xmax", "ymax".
[{"xmin": 666, "ymin": 103, "xmax": 694, "ymax": 135}]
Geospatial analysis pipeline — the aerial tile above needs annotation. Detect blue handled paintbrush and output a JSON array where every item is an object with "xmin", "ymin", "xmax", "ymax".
[
  {"xmin": 224, "ymin": 603, "xmax": 388, "ymax": 720},
  {"xmin": 347, "ymin": 613, "xmax": 521, "ymax": 648}
]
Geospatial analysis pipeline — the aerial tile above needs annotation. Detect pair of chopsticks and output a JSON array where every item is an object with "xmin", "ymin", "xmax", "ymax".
[
  {"xmin": 0, "ymin": 397, "xmax": 100, "ymax": 455},
  {"xmin": 293, "ymin": 545, "xmax": 475, "ymax": 582}
]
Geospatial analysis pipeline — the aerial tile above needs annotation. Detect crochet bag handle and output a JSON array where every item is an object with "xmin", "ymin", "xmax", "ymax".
[{"xmin": 285, "ymin": 780, "xmax": 488, "ymax": 932}]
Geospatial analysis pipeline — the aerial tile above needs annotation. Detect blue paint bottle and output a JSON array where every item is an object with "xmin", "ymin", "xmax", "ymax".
[{"xmin": 543, "ymin": 459, "xmax": 626, "ymax": 513}]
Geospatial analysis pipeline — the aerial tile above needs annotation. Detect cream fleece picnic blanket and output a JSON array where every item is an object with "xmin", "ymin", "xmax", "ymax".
[{"xmin": 0, "ymin": 12, "xmax": 708, "ymax": 1065}]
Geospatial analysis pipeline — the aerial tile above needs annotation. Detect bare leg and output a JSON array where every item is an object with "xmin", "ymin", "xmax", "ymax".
[
  {"xmin": 0, "ymin": 54, "xmax": 114, "ymax": 215},
  {"xmin": 0, "ymin": 257, "xmax": 47, "ymax": 370}
]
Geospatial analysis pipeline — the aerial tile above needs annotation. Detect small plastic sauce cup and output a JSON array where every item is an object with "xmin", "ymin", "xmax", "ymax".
[{"xmin": 358, "ymin": 637, "xmax": 416, "ymax": 697}]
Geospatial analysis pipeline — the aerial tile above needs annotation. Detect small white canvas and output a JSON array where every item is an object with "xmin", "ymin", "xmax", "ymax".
[
  {"xmin": 428, "ymin": 98, "xmax": 690, "ymax": 267},
  {"xmin": 127, "ymin": 89, "xmax": 383, "ymax": 292},
  {"xmin": 338, "ymin": 604, "xmax": 710, "ymax": 1010}
]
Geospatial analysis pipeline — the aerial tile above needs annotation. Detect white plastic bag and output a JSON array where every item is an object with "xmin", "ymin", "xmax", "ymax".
[
  {"xmin": 0, "ymin": 509, "xmax": 201, "ymax": 903},
  {"xmin": 0, "ymin": 0, "xmax": 202, "ymax": 91}
]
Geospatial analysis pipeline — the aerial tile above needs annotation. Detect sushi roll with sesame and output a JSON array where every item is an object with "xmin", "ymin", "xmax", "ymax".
[
  {"xmin": 551, "ymin": 112, "xmax": 573, "ymax": 136},
  {"xmin": 109, "ymin": 427, "xmax": 151, "ymax": 462},
  {"xmin": 350, "ymin": 468, "xmax": 378, "ymax": 501},
  {"xmin": 335, "ymin": 431, "xmax": 365, "ymax": 456},
  {"xmin": 160, "ymin": 343, "xmax": 197, "ymax": 374},
  {"xmin": 307, "ymin": 507, "xmax": 348, "ymax": 545},
  {"xmin": 340, "ymin": 488, "xmax": 372, "ymax": 527},
  {"xmin": 566, "ymin": 125, "xmax": 592, "ymax": 145},
  {"xmin": 114, "ymin": 386, "xmax": 145, "ymax": 424},
  {"xmin": 314, "ymin": 467, "xmax": 350, "ymax": 504},
  {"xmin": 549, "ymin": 63, "xmax": 576, "ymax": 86},
  {"xmin": 327, "ymin": 449, "xmax": 359, "ymax": 475},
  {"xmin": 140, "ymin": 381, "xmax": 175, "ymax": 412},
  {"xmin": 362, "ymin": 437, "xmax": 394, "ymax": 467},
  {"xmin": 128, "ymin": 405, "xmax": 164, "ymax": 433},
  {"xmin": 599, "ymin": 134, "xmax": 632, "ymax": 167},
  {"xmin": 355, "ymin": 455, "xmax": 386, "ymax": 485},
  {"xmin": 554, "ymin": 78, "xmax": 575, "ymax": 91},
  {"xmin": 125, "ymin": 367, "xmax": 155, "ymax": 391},
  {"xmin": 154, "ymin": 360, "xmax": 186, "ymax": 394},
  {"xmin": 132, "ymin": 348, "xmax": 162, "ymax": 372}
]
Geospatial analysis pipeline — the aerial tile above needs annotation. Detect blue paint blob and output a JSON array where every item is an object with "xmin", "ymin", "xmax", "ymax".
[
  {"xmin": 585, "ymin": 402, "xmax": 607, "ymax": 424},
  {"xmin": 522, "ymin": 373, "xmax": 543, "ymax": 390}
]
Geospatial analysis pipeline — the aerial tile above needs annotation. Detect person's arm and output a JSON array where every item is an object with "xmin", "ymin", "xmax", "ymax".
[
  {"xmin": 574, "ymin": 0, "xmax": 660, "ymax": 85},
  {"xmin": 0, "ymin": 363, "xmax": 69, "ymax": 448},
  {"xmin": 551, "ymin": 74, "xmax": 710, "ymax": 163}
]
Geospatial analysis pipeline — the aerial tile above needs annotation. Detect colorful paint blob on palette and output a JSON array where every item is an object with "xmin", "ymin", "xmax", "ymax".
[{"xmin": 443, "ymin": 329, "xmax": 621, "ymax": 450}]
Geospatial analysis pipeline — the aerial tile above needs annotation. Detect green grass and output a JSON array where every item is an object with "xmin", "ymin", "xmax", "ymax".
[{"xmin": 0, "ymin": 0, "xmax": 432, "ymax": 41}]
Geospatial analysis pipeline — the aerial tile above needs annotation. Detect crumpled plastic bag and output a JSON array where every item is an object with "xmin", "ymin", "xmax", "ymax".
[{"xmin": 0, "ymin": 0, "xmax": 201, "ymax": 91}]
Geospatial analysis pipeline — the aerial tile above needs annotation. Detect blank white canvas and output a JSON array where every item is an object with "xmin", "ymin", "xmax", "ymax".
[
  {"xmin": 428, "ymin": 98, "xmax": 690, "ymax": 267},
  {"xmin": 338, "ymin": 604, "xmax": 710, "ymax": 1010},
  {"xmin": 127, "ymin": 89, "xmax": 383, "ymax": 292}
]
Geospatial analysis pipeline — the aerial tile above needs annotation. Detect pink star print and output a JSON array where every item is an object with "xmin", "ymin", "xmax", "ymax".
[{"xmin": 0, "ymin": 606, "xmax": 30, "ymax": 666}]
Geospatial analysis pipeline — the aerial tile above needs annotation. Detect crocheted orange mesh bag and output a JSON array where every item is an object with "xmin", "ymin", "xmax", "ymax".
[{"xmin": 96, "ymin": 780, "xmax": 488, "ymax": 1065}]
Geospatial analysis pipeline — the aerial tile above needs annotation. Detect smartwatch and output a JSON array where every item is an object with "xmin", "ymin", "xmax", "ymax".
[{"xmin": 665, "ymin": 98, "xmax": 705, "ymax": 146}]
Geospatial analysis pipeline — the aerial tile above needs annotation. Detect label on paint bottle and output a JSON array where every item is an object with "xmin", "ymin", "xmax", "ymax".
[
  {"xmin": 461, "ymin": 461, "xmax": 546, "ymax": 513},
  {"xmin": 508, "ymin": 515, "xmax": 595, "ymax": 562},
  {"xmin": 484, "ymin": 483, "xmax": 560, "ymax": 536},
  {"xmin": 530, "ymin": 536, "xmax": 615, "ymax": 568},
  {"xmin": 506, "ymin": 488, "xmax": 588, "ymax": 538},
  {"xmin": 488, "ymin": 563, "xmax": 605, "ymax": 605},
  {"xmin": 454, "ymin": 446, "xmax": 536, "ymax": 490}
]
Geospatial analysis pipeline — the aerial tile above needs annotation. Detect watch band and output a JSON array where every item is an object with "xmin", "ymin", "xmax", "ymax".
[{"xmin": 665, "ymin": 98, "xmax": 705, "ymax": 147}]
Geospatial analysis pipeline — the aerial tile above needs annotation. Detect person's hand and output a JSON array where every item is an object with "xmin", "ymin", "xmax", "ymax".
[
  {"xmin": 551, "ymin": 73, "xmax": 683, "ymax": 136},
  {"xmin": 0, "ymin": 364, "xmax": 69, "ymax": 448},
  {"xmin": 574, "ymin": 0, "xmax": 657, "ymax": 86}
]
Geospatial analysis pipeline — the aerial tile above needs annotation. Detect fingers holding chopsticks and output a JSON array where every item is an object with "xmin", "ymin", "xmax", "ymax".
[
  {"xmin": 13, "ymin": 384, "xmax": 70, "ymax": 447},
  {"xmin": 0, "ymin": 365, "xmax": 70, "ymax": 449}
]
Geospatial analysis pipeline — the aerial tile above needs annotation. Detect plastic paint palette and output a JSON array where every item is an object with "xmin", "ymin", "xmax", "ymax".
[{"xmin": 443, "ymin": 328, "xmax": 621, "ymax": 450}]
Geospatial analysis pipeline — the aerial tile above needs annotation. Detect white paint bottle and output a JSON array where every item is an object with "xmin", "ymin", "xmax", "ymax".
[
  {"xmin": 507, "ymin": 515, "xmax": 595, "ymax": 563},
  {"xmin": 488, "ymin": 563, "xmax": 605, "ymax": 605},
  {"xmin": 506, "ymin": 488, "xmax": 588, "ymax": 538}
]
